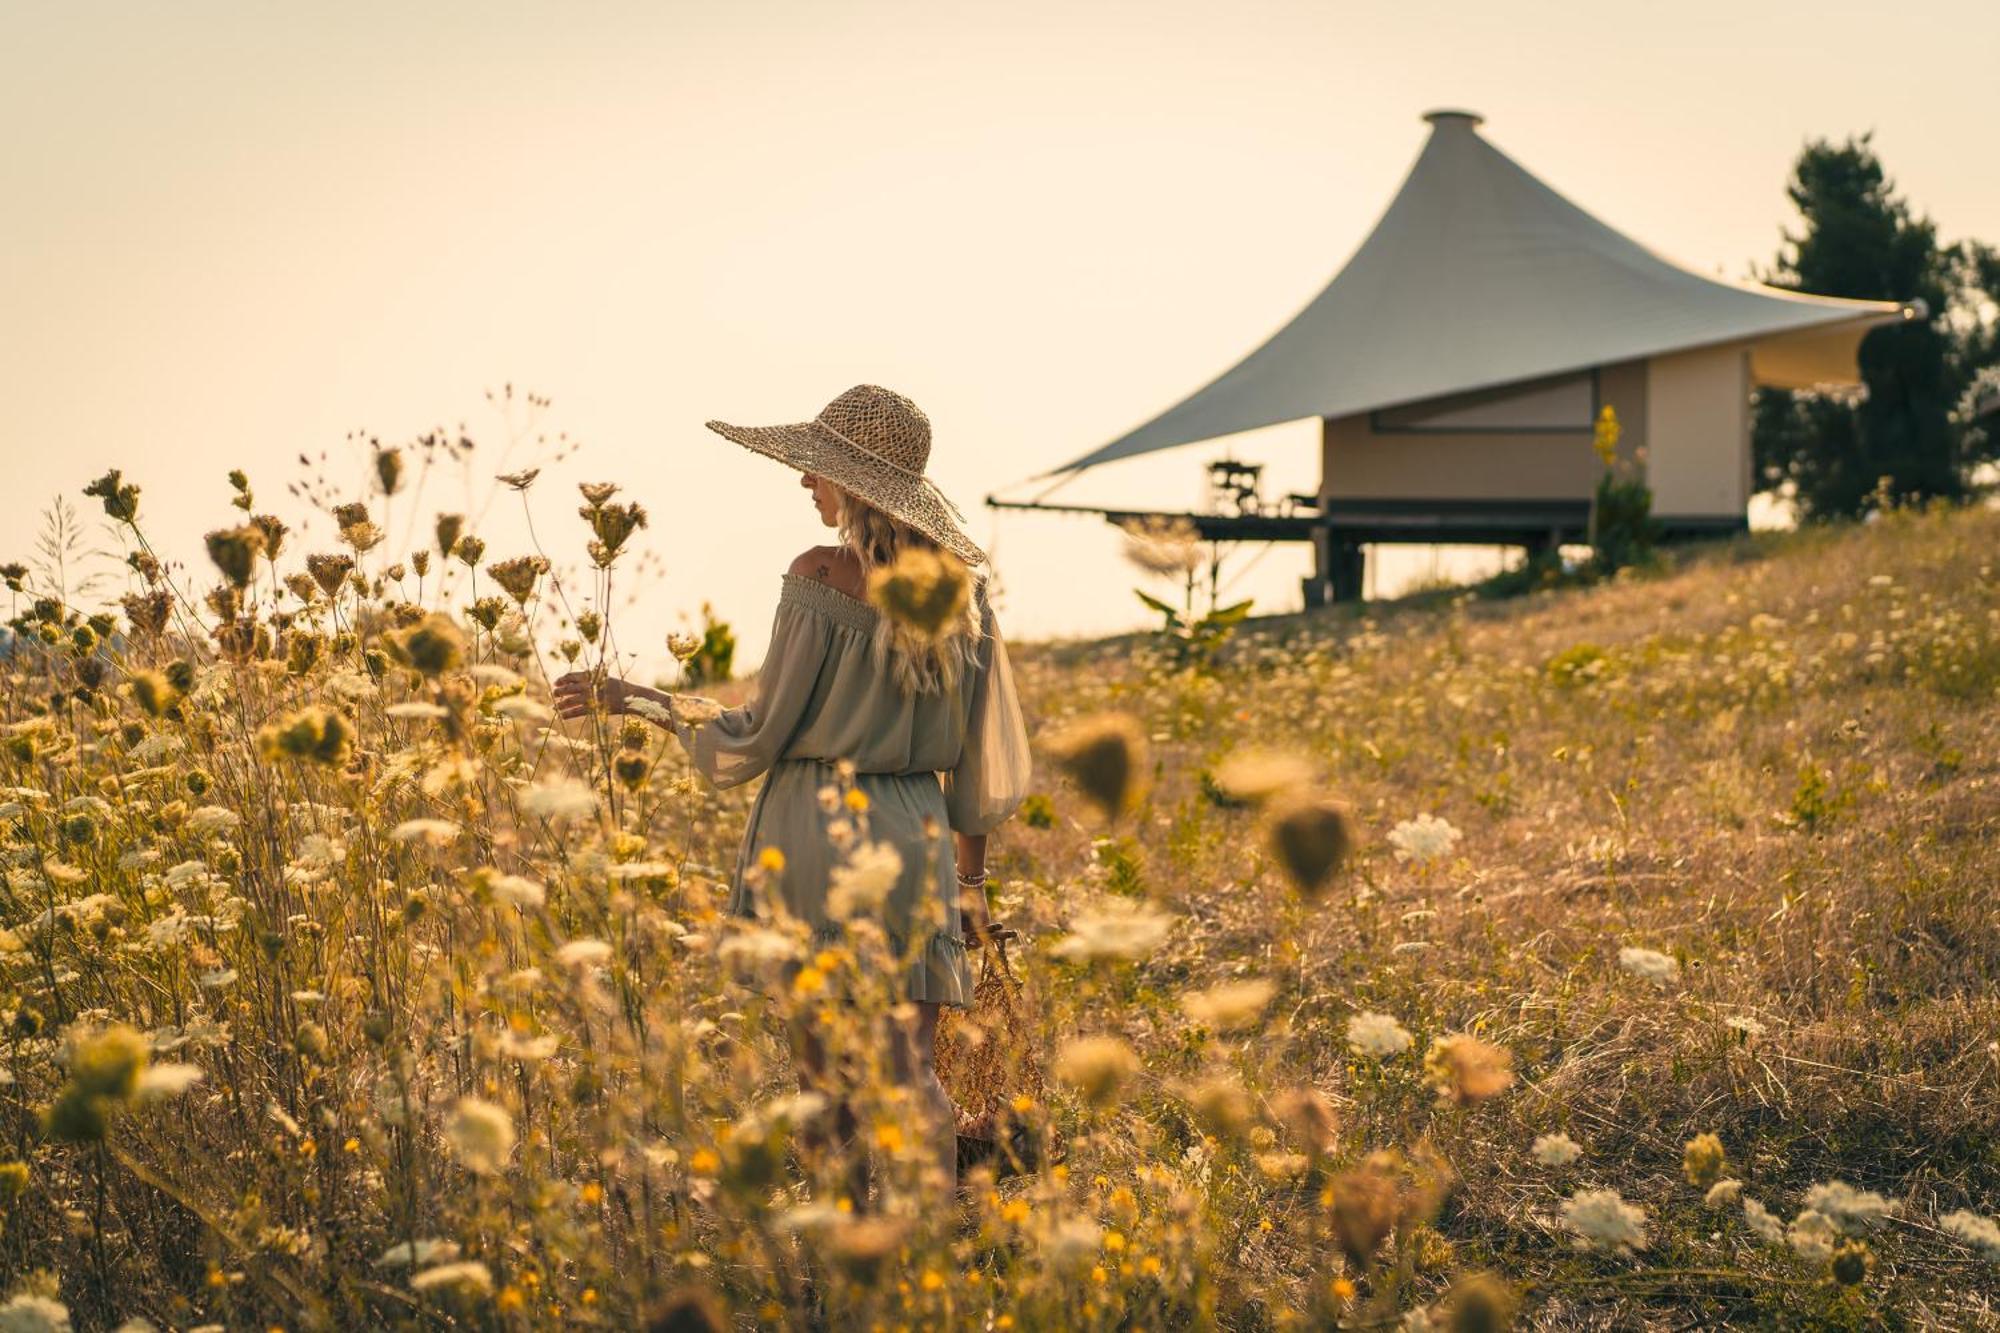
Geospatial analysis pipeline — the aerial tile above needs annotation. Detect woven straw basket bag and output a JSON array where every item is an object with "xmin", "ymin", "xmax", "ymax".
[{"xmin": 935, "ymin": 927, "xmax": 1045, "ymax": 1174}]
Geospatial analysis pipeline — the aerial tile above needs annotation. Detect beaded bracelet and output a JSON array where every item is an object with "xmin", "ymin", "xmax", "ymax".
[{"xmin": 955, "ymin": 870, "xmax": 989, "ymax": 887}]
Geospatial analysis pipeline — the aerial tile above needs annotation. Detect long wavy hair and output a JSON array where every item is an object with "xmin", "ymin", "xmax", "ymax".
[{"xmin": 833, "ymin": 488, "xmax": 983, "ymax": 697}]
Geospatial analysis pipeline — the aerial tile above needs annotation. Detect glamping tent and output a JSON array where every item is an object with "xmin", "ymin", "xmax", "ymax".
[{"xmin": 1003, "ymin": 110, "xmax": 1918, "ymax": 604}]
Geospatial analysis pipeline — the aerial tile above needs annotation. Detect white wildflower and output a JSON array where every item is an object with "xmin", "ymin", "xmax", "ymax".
[
  {"xmin": 327, "ymin": 671, "xmax": 377, "ymax": 701},
  {"xmin": 1050, "ymin": 897, "xmax": 1174, "ymax": 962},
  {"xmin": 491, "ymin": 696, "xmax": 550, "ymax": 722},
  {"xmin": 1705, "ymin": 1178, "xmax": 1743, "ymax": 1208},
  {"xmin": 1802, "ymin": 1180, "xmax": 1899, "ymax": 1232},
  {"xmin": 409, "ymin": 1260, "xmax": 493, "ymax": 1294},
  {"xmin": 520, "ymin": 779, "xmax": 598, "ymax": 821},
  {"xmin": 1941, "ymin": 1209, "xmax": 2000, "ymax": 1259},
  {"xmin": 470, "ymin": 664, "xmax": 523, "ymax": 688},
  {"xmin": 554, "ymin": 938, "xmax": 612, "ymax": 969},
  {"xmin": 1617, "ymin": 946, "xmax": 1679, "ymax": 985},
  {"xmin": 1787, "ymin": 1208, "xmax": 1838, "ymax": 1262},
  {"xmin": 0, "ymin": 1294, "xmax": 71, "ymax": 1332},
  {"xmin": 185, "ymin": 806, "xmax": 240, "ymax": 835},
  {"xmin": 445, "ymin": 1097, "xmax": 515, "ymax": 1175},
  {"xmin": 1043, "ymin": 1216, "xmax": 1104, "ymax": 1267},
  {"xmin": 486, "ymin": 874, "xmax": 546, "ymax": 910},
  {"xmin": 627, "ymin": 697, "xmax": 675, "ymax": 728},
  {"xmin": 1743, "ymin": 1197, "xmax": 1785, "ymax": 1244},
  {"xmin": 607, "ymin": 861, "xmax": 675, "ymax": 881},
  {"xmin": 828, "ymin": 841, "xmax": 903, "ymax": 918},
  {"xmin": 718, "ymin": 926, "xmax": 805, "ymax": 965},
  {"xmin": 130, "ymin": 733, "xmax": 179, "ymax": 763},
  {"xmin": 1386, "ymin": 813, "xmax": 1461, "ymax": 864},
  {"xmin": 390, "ymin": 818, "xmax": 459, "ymax": 846},
  {"xmin": 1725, "ymin": 1015, "xmax": 1767, "ymax": 1040},
  {"xmin": 1531, "ymin": 1132, "xmax": 1582, "ymax": 1167},
  {"xmin": 1345, "ymin": 1011, "xmax": 1413, "ymax": 1058},
  {"xmin": 375, "ymin": 1237, "xmax": 461, "ymax": 1269},
  {"xmin": 386, "ymin": 701, "xmax": 448, "ymax": 720},
  {"xmin": 1560, "ymin": 1188, "xmax": 1648, "ymax": 1254},
  {"xmin": 135, "ymin": 1063, "xmax": 204, "ymax": 1099},
  {"xmin": 497, "ymin": 1032, "xmax": 559, "ymax": 1062}
]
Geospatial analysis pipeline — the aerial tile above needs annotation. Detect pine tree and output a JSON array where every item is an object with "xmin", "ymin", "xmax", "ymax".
[{"xmin": 1751, "ymin": 133, "xmax": 1977, "ymax": 519}]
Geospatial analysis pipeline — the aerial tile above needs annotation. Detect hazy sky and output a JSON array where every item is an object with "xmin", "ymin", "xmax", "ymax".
[{"xmin": 5, "ymin": 0, "xmax": 1996, "ymax": 672}]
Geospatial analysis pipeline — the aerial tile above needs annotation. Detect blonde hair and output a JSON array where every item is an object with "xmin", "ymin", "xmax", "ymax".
[{"xmin": 834, "ymin": 488, "xmax": 983, "ymax": 697}]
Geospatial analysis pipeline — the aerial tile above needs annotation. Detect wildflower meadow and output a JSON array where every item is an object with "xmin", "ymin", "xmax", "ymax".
[{"xmin": 1, "ymin": 423, "xmax": 1998, "ymax": 1330}]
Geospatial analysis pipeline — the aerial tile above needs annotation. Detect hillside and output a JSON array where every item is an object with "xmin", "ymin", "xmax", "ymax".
[{"xmin": 0, "ymin": 496, "xmax": 1996, "ymax": 1329}]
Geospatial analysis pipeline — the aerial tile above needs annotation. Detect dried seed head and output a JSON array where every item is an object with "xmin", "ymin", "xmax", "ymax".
[
  {"xmin": 1682, "ymin": 1132, "xmax": 1726, "ymax": 1190},
  {"xmin": 866, "ymin": 547, "xmax": 972, "ymax": 645},
  {"xmin": 1044, "ymin": 712, "xmax": 1149, "ymax": 822},
  {"xmin": 1423, "ymin": 1034, "xmax": 1515, "ymax": 1105},
  {"xmin": 1267, "ymin": 794, "xmax": 1357, "ymax": 897},
  {"xmin": 1209, "ymin": 747, "xmax": 1313, "ymax": 805},
  {"xmin": 1054, "ymin": 1035, "xmax": 1140, "ymax": 1107}
]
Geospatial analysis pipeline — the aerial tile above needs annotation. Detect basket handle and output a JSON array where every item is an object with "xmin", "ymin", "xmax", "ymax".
[{"xmin": 962, "ymin": 924, "xmax": 1020, "ymax": 978}]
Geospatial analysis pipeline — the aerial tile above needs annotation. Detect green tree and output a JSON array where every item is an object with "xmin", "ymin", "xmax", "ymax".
[{"xmin": 1752, "ymin": 133, "xmax": 1996, "ymax": 518}]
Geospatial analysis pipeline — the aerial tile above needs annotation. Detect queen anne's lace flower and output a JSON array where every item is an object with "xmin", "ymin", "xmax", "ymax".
[
  {"xmin": 828, "ymin": 841, "xmax": 904, "ymax": 919},
  {"xmin": 1941, "ymin": 1209, "xmax": 2000, "ymax": 1259},
  {"xmin": 1788, "ymin": 1208, "xmax": 1838, "ymax": 1262},
  {"xmin": 445, "ymin": 1098, "xmax": 514, "ymax": 1175},
  {"xmin": 1346, "ymin": 1012, "xmax": 1413, "ymax": 1058},
  {"xmin": 1386, "ymin": 813, "xmax": 1461, "ymax": 864},
  {"xmin": 1050, "ymin": 898, "xmax": 1174, "ymax": 962},
  {"xmin": 1532, "ymin": 1132, "xmax": 1582, "ymax": 1167},
  {"xmin": 1803, "ymin": 1180, "xmax": 1900, "ymax": 1232},
  {"xmin": 1617, "ymin": 946, "xmax": 1679, "ymax": 985},
  {"xmin": 520, "ymin": 779, "xmax": 598, "ymax": 821},
  {"xmin": 1560, "ymin": 1188, "xmax": 1648, "ymax": 1253},
  {"xmin": 1743, "ymin": 1197, "xmax": 1785, "ymax": 1244}
]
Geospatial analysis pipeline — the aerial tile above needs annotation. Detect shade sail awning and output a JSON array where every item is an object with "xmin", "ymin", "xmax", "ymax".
[{"xmin": 1049, "ymin": 110, "xmax": 1912, "ymax": 476}]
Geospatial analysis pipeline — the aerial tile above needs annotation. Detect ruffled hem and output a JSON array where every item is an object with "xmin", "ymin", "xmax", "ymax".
[{"xmin": 805, "ymin": 919, "xmax": 974, "ymax": 1009}]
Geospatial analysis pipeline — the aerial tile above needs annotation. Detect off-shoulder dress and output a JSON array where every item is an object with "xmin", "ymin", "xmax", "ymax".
[{"xmin": 663, "ymin": 573, "xmax": 1032, "ymax": 1008}]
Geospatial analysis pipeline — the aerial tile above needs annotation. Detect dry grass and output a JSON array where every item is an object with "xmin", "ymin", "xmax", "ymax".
[{"xmin": 0, "ymin": 456, "xmax": 1996, "ymax": 1330}]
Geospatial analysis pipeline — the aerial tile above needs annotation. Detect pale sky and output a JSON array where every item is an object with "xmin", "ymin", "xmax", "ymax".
[{"xmin": 5, "ymin": 1, "xmax": 1996, "ymax": 672}]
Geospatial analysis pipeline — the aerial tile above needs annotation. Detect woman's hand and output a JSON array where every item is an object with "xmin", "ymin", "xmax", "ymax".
[{"xmin": 553, "ymin": 670, "xmax": 633, "ymax": 720}]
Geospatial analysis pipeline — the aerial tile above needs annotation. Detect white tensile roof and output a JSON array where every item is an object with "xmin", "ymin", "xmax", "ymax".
[{"xmin": 1051, "ymin": 110, "xmax": 1912, "ymax": 475}]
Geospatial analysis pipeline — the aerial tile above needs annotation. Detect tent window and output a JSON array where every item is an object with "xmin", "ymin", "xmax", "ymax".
[{"xmin": 1370, "ymin": 370, "xmax": 1598, "ymax": 434}]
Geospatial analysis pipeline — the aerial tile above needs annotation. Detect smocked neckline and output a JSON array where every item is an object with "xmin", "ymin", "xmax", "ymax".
[{"xmin": 780, "ymin": 572, "xmax": 878, "ymax": 631}]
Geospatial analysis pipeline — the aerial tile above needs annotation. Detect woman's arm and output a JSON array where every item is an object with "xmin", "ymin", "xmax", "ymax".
[{"xmin": 955, "ymin": 831, "xmax": 992, "ymax": 941}]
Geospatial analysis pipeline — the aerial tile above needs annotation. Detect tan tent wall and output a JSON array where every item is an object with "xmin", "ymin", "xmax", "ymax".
[
  {"xmin": 1319, "ymin": 360, "xmax": 1648, "ymax": 502},
  {"xmin": 1643, "ymin": 344, "xmax": 1750, "ymax": 519}
]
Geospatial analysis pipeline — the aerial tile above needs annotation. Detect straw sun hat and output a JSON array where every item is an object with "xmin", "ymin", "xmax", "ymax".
[{"xmin": 705, "ymin": 384, "xmax": 986, "ymax": 567}]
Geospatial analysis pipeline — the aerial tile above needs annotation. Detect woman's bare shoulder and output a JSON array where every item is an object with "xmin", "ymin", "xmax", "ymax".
[{"xmin": 786, "ymin": 545, "xmax": 867, "ymax": 599}]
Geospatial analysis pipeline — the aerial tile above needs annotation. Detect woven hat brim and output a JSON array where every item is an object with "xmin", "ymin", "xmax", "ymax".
[{"xmin": 705, "ymin": 418, "xmax": 987, "ymax": 567}]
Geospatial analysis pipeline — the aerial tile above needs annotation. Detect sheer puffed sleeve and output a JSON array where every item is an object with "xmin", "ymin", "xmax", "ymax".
[
  {"xmin": 942, "ymin": 596, "xmax": 1032, "ymax": 835},
  {"xmin": 671, "ymin": 593, "xmax": 830, "ymax": 789}
]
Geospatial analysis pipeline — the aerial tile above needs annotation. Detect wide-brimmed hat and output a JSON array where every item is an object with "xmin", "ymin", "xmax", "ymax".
[{"xmin": 705, "ymin": 384, "xmax": 986, "ymax": 567}]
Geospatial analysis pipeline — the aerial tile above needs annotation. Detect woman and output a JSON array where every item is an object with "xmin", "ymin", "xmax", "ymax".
[{"xmin": 553, "ymin": 383, "xmax": 1032, "ymax": 1197}]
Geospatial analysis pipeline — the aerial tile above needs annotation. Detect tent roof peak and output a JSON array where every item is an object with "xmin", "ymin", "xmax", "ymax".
[{"xmin": 1421, "ymin": 107, "xmax": 1485, "ymax": 130}]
